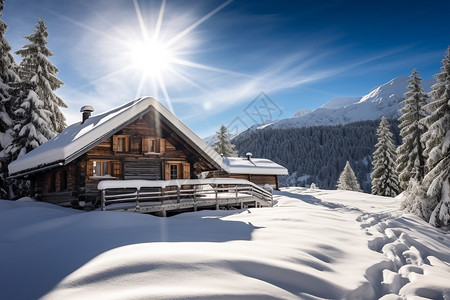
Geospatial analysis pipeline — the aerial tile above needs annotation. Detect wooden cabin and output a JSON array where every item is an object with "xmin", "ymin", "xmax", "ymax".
[
  {"xmin": 8, "ymin": 97, "xmax": 288, "ymax": 211},
  {"xmin": 8, "ymin": 98, "xmax": 222, "ymax": 208}
]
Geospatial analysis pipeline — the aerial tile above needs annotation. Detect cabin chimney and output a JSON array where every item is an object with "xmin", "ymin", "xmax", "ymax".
[
  {"xmin": 80, "ymin": 105, "xmax": 94, "ymax": 124},
  {"xmin": 246, "ymin": 152, "xmax": 252, "ymax": 160}
]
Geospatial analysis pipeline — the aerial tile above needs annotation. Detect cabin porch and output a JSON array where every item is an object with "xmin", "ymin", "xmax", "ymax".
[{"xmin": 97, "ymin": 178, "xmax": 273, "ymax": 216}]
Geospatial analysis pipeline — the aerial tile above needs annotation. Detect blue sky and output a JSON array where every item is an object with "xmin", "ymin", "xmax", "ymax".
[{"xmin": 3, "ymin": 0, "xmax": 450, "ymax": 137}]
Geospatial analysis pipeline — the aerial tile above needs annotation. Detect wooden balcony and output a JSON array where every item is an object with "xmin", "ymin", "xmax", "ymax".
[{"xmin": 97, "ymin": 178, "xmax": 273, "ymax": 216}]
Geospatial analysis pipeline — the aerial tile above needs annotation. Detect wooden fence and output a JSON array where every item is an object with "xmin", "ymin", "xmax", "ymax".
[{"xmin": 97, "ymin": 178, "xmax": 273, "ymax": 215}]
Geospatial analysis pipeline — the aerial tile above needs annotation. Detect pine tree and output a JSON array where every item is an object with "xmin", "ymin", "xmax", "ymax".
[
  {"xmin": 397, "ymin": 69, "xmax": 428, "ymax": 190},
  {"xmin": 15, "ymin": 18, "xmax": 66, "ymax": 133},
  {"xmin": 422, "ymin": 46, "xmax": 450, "ymax": 227},
  {"xmin": 371, "ymin": 117, "xmax": 401, "ymax": 197},
  {"xmin": 7, "ymin": 82, "xmax": 53, "ymax": 160},
  {"xmin": 7, "ymin": 81, "xmax": 52, "ymax": 199},
  {"xmin": 336, "ymin": 161, "xmax": 362, "ymax": 192},
  {"xmin": 0, "ymin": 0, "xmax": 20, "ymax": 198},
  {"xmin": 213, "ymin": 124, "xmax": 238, "ymax": 157}
]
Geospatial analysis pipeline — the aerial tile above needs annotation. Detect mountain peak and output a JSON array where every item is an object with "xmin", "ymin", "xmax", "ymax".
[
  {"xmin": 264, "ymin": 76, "xmax": 434, "ymax": 130},
  {"xmin": 358, "ymin": 76, "xmax": 410, "ymax": 104}
]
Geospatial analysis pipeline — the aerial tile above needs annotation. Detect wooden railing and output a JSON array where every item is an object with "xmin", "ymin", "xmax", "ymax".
[{"xmin": 97, "ymin": 178, "xmax": 273, "ymax": 214}]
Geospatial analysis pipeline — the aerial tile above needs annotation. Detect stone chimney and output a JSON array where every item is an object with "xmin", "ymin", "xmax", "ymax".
[
  {"xmin": 246, "ymin": 152, "xmax": 252, "ymax": 160},
  {"xmin": 80, "ymin": 105, "xmax": 94, "ymax": 124}
]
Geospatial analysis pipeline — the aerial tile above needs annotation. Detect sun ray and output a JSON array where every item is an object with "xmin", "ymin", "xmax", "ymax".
[
  {"xmin": 165, "ymin": 0, "xmax": 233, "ymax": 48},
  {"xmin": 135, "ymin": 71, "xmax": 148, "ymax": 98},
  {"xmin": 153, "ymin": 0, "xmax": 166, "ymax": 42},
  {"xmin": 166, "ymin": 67, "xmax": 209, "ymax": 93},
  {"xmin": 152, "ymin": 77, "xmax": 159, "ymax": 99},
  {"xmin": 157, "ymin": 75, "xmax": 174, "ymax": 112},
  {"xmin": 75, "ymin": 65, "xmax": 134, "ymax": 90},
  {"xmin": 171, "ymin": 58, "xmax": 252, "ymax": 78},
  {"xmin": 48, "ymin": 10, "xmax": 118, "ymax": 44},
  {"xmin": 133, "ymin": 0, "xmax": 150, "ymax": 42}
]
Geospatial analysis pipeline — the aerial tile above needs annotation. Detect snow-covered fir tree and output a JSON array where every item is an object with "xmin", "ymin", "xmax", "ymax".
[
  {"xmin": 336, "ymin": 161, "xmax": 362, "ymax": 192},
  {"xmin": 422, "ymin": 46, "xmax": 450, "ymax": 227},
  {"xmin": 0, "ymin": 0, "xmax": 20, "ymax": 198},
  {"xmin": 397, "ymin": 69, "xmax": 428, "ymax": 190},
  {"xmin": 371, "ymin": 117, "xmax": 401, "ymax": 197},
  {"xmin": 7, "ymin": 82, "xmax": 53, "ymax": 160},
  {"xmin": 400, "ymin": 178, "xmax": 428, "ymax": 219},
  {"xmin": 15, "ymin": 18, "xmax": 66, "ymax": 133},
  {"xmin": 213, "ymin": 125, "xmax": 238, "ymax": 157}
]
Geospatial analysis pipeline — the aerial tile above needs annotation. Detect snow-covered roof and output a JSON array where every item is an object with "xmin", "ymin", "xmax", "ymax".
[
  {"xmin": 221, "ymin": 156, "xmax": 288, "ymax": 176},
  {"xmin": 8, "ymin": 97, "xmax": 222, "ymax": 176}
]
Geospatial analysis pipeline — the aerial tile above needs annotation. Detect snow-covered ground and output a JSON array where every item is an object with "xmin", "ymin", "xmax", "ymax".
[{"xmin": 1, "ymin": 188, "xmax": 449, "ymax": 299}]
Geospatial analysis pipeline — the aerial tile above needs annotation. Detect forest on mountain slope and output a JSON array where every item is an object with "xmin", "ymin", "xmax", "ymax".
[{"xmin": 232, "ymin": 119, "xmax": 401, "ymax": 193}]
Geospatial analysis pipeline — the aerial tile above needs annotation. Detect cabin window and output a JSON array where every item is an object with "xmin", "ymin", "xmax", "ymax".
[
  {"xmin": 165, "ymin": 162, "xmax": 190, "ymax": 180},
  {"xmin": 150, "ymin": 140, "xmax": 155, "ymax": 152},
  {"xmin": 170, "ymin": 164, "xmax": 178, "ymax": 179},
  {"xmin": 142, "ymin": 138, "xmax": 158, "ymax": 153},
  {"xmin": 117, "ymin": 137, "xmax": 126, "ymax": 152},
  {"xmin": 93, "ymin": 161, "xmax": 109, "ymax": 176},
  {"xmin": 88, "ymin": 160, "xmax": 122, "ymax": 179},
  {"xmin": 113, "ymin": 135, "xmax": 129, "ymax": 152}
]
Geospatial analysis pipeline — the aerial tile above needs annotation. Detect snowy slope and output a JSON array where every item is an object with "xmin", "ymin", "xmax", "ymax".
[
  {"xmin": 319, "ymin": 96, "xmax": 361, "ymax": 109},
  {"xmin": 268, "ymin": 76, "xmax": 434, "ymax": 129},
  {"xmin": 292, "ymin": 108, "xmax": 312, "ymax": 118},
  {"xmin": 1, "ymin": 189, "xmax": 449, "ymax": 299}
]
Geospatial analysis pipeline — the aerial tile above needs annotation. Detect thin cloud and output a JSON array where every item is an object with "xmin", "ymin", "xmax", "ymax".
[{"xmin": 173, "ymin": 46, "xmax": 412, "ymax": 122}]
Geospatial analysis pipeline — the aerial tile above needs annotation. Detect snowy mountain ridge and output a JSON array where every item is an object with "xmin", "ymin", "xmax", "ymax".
[
  {"xmin": 204, "ymin": 76, "xmax": 434, "ymax": 144},
  {"xmin": 265, "ymin": 76, "xmax": 434, "ymax": 130},
  {"xmin": 319, "ymin": 96, "xmax": 361, "ymax": 109},
  {"xmin": 292, "ymin": 108, "xmax": 312, "ymax": 118}
]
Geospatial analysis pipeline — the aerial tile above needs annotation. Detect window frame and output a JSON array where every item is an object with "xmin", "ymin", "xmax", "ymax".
[
  {"xmin": 93, "ymin": 160, "xmax": 110, "ymax": 177},
  {"xmin": 113, "ymin": 135, "xmax": 130, "ymax": 152},
  {"xmin": 170, "ymin": 164, "xmax": 178, "ymax": 180},
  {"xmin": 142, "ymin": 137, "xmax": 159, "ymax": 154},
  {"xmin": 165, "ymin": 161, "xmax": 191, "ymax": 180},
  {"xmin": 88, "ymin": 160, "xmax": 122, "ymax": 180}
]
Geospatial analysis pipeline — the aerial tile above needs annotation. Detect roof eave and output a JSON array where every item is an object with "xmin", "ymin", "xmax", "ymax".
[{"xmin": 8, "ymin": 161, "xmax": 64, "ymax": 179}]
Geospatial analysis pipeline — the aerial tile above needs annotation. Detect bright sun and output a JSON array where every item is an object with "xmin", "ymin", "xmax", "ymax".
[
  {"xmin": 128, "ymin": 40, "xmax": 173, "ymax": 75},
  {"xmin": 89, "ymin": 0, "xmax": 234, "ymax": 112}
]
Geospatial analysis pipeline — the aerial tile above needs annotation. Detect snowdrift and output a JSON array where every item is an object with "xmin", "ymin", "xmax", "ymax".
[{"xmin": 0, "ymin": 188, "xmax": 449, "ymax": 299}]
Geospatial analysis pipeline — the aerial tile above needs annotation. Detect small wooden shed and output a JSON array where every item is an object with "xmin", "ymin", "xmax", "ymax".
[{"xmin": 208, "ymin": 155, "xmax": 288, "ymax": 190}]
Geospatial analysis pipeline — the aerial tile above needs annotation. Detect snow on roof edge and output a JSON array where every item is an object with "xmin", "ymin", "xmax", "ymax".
[
  {"xmin": 221, "ymin": 157, "xmax": 289, "ymax": 176},
  {"xmin": 8, "ymin": 97, "xmax": 222, "ymax": 176}
]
